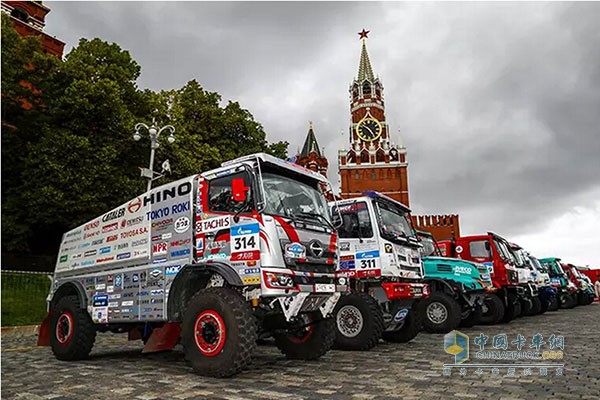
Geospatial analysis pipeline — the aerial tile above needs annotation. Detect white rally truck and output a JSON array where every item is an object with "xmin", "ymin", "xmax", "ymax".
[
  {"xmin": 330, "ymin": 191, "xmax": 429, "ymax": 350},
  {"xmin": 39, "ymin": 153, "xmax": 346, "ymax": 377}
]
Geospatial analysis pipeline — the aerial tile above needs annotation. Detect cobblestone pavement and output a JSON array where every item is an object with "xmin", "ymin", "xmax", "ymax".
[{"xmin": 2, "ymin": 303, "xmax": 599, "ymax": 400}]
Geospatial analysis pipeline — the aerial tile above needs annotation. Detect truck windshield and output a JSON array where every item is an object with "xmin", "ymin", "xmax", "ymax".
[
  {"xmin": 261, "ymin": 172, "xmax": 331, "ymax": 226},
  {"xmin": 493, "ymin": 238, "xmax": 514, "ymax": 263},
  {"xmin": 418, "ymin": 234, "xmax": 437, "ymax": 256},
  {"xmin": 376, "ymin": 201, "xmax": 415, "ymax": 244},
  {"xmin": 529, "ymin": 256, "xmax": 547, "ymax": 273}
]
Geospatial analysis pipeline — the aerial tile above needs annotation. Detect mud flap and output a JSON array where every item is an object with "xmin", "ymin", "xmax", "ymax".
[
  {"xmin": 141, "ymin": 323, "xmax": 181, "ymax": 354},
  {"xmin": 37, "ymin": 312, "xmax": 52, "ymax": 346}
]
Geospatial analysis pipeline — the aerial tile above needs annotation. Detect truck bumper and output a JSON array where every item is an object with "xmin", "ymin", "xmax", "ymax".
[
  {"xmin": 381, "ymin": 282, "xmax": 430, "ymax": 301},
  {"xmin": 259, "ymin": 268, "xmax": 346, "ymax": 321}
]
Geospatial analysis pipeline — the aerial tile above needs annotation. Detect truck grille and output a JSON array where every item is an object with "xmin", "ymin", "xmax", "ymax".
[{"xmin": 280, "ymin": 240, "xmax": 336, "ymax": 274}]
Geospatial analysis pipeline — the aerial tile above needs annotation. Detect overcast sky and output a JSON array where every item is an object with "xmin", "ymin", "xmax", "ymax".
[{"xmin": 44, "ymin": 2, "xmax": 600, "ymax": 266}]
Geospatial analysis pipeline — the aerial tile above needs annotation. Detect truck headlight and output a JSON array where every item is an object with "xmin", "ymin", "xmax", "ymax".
[
  {"xmin": 338, "ymin": 277, "xmax": 347, "ymax": 285},
  {"xmin": 264, "ymin": 272, "xmax": 295, "ymax": 288}
]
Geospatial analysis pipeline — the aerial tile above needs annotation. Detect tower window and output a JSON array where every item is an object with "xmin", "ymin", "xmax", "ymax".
[
  {"xmin": 354, "ymin": 172, "xmax": 360, "ymax": 179},
  {"xmin": 371, "ymin": 172, "xmax": 376, "ymax": 180},
  {"xmin": 11, "ymin": 7, "xmax": 29, "ymax": 23},
  {"xmin": 362, "ymin": 83, "xmax": 371, "ymax": 95}
]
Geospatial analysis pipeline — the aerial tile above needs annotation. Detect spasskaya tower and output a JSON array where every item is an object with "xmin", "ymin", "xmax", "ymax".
[{"xmin": 338, "ymin": 29, "xmax": 410, "ymax": 206}]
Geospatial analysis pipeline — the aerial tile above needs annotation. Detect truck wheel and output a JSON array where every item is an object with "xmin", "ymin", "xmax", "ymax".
[
  {"xmin": 274, "ymin": 312, "xmax": 335, "ymax": 360},
  {"xmin": 501, "ymin": 299, "xmax": 521, "ymax": 323},
  {"xmin": 381, "ymin": 310, "xmax": 420, "ymax": 343},
  {"xmin": 538, "ymin": 295, "xmax": 549, "ymax": 314},
  {"xmin": 547, "ymin": 295, "xmax": 559, "ymax": 311},
  {"xmin": 479, "ymin": 294, "xmax": 504, "ymax": 325},
  {"xmin": 333, "ymin": 292, "xmax": 384, "ymax": 351},
  {"xmin": 181, "ymin": 287, "xmax": 257, "ymax": 378},
  {"xmin": 460, "ymin": 306, "xmax": 482, "ymax": 328},
  {"xmin": 560, "ymin": 293, "xmax": 577, "ymax": 309},
  {"xmin": 525, "ymin": 297, "xmax": 542, "ymax": 316},
  {"xmin": 419, "ymin": 292, "xmax": 461, "ymax": 333},
  {"xmin": 520, "ymin": 298, "xmax": 534, "ymax": 316},
  {"xmin": 50, "ymin": 295, "xmax": 96, "ymax": 361}
]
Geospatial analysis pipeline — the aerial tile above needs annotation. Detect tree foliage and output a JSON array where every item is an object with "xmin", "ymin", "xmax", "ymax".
[{"xmin": 1, "ymin": 19, "xmax": 288, "ymax": 257}]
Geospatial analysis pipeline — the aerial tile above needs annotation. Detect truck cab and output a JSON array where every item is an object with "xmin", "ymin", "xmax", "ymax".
[
  {"xmin": 539, "ymin": 257, "xmax": 578, "ymax": 309},
  {"xmin": 439, "ymin": 232, "xmax": 523, "ymax": 324},
  {"xmin": 417, "ymin": 230, "xmax": 494, "ymax": 332},
  {"xmin": 526, "ymin": 254, "xmax": 559, "ymax": 311},
  {"xmin": 329, "ymin": 191, "xmax": 429, "ymax": 350},
  {"xmin": 564, "ymin": 263, "xmax": 595, "ymax": 305}
]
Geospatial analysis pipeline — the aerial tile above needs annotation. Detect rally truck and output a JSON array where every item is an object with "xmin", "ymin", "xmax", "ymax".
[
  {"xmin": 416, "ymin": 230, "xmax": 494, "ymax": 333},
  {"xmin": 439, "ymin": 233, "xmax": 523, "ymax": 324},
  {"xmin": 564, "ymin": 263, "xmax": 595, "ymax": 306},
  {"xmin": 539, "ymin": 257, "xmax": 578, "ymax": 309},
  {"xmin": 329, "ymin": 191, "xmax": 429, "ymax": 351},
  {"xmin": 39, "ymin": 153, "xmax": 347, "ymax": 377},
  {"xmin": 507, "ymin": 243, "xmax": 543, "ymax": 316},
  {"xmin": 525, "ymin": 254, "xmax": 559, "ymax": 311}
]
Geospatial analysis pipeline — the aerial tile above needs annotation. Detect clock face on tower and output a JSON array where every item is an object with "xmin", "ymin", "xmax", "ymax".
[{"xmin": 356, "ymin": 117, "xmax": 382, "ymax": 142}]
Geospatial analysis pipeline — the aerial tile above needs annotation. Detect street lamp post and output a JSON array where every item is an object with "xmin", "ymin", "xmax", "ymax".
[{"xmin": 133, "ymin": 118, "xmax": 176, "ymax": 192}]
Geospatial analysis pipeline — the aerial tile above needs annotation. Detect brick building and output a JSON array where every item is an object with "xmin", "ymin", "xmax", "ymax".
[
  {"xmin": 295, "ymin": 122, "xmax": 328, "ymax": 176},
  {"xmin": 1, "ymin": 1, "xmax": 64, "ymax": 58}
]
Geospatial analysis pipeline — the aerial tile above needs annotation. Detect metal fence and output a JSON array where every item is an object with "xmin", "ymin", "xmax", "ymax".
[{"xmin": 1, "ymin": 270, "xmax": 52, "ymax": 327}]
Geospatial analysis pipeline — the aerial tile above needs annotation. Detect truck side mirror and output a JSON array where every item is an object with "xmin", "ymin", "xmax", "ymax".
[{"xmin": 231, "ymin": 178, "xmax": 249, "ymax": 203}]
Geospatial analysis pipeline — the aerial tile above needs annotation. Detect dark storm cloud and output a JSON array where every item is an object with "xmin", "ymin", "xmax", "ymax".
[{"xmin": 45, "ymin": 2, "xmax": 600, "ymax": 239}]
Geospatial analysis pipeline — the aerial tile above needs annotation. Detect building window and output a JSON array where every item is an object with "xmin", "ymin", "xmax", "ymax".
[
  {"xmin": 362, "ymin": 83, "xmax": 371, "ymax": 95},
  {"xmin": 11, "ymin": 7, "xmax": 29, "ymax": 23},
  {"xmin": 354, "ymin": 172, "xmax": 360, "ymax": 179},
  {"xmin": 371, "ymin": 172, "xmax": 376, "ymax": 180}
]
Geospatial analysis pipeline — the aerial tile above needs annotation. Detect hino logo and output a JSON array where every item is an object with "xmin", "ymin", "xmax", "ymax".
[
  {"xmin": 142, "ymin": 182, "xmax": 192, "ymax": 206},
  {"xmin": 309, "ymin": 241, "xmax": 324, "ymax": 257}
]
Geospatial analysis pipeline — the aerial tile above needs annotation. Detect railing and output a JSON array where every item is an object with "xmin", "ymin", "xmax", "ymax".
[{"xmin": 1, "ymin": 270, "xmax": 52, "ymax": 327}]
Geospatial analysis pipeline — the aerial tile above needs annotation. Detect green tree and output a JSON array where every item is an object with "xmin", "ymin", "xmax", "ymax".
[{"xmin": 147, "ymin": 80, "xmax": 288, "ymax": 182}]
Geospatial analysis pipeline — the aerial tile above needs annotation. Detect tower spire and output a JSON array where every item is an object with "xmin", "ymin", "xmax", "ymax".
[{"xmin": 357, "ymin": 29, "xmax": 375, "ymax": 82}]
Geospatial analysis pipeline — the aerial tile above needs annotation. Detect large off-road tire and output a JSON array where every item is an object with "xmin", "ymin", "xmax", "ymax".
[
  {"xmin": 333, "ymin": 292, "xmax": 384, "ymax": 351},
  {"xmin": 50, "ymin": 295, "xmax": 96, "ymax": 361},
  {"xmin": 547, "ymin": 295, "xmax": 559, "ymax": 311},
  {"xmin": 274, "ymin": 312, "xmax": 335, "ymax": 360},
  {"xmin": 419, "ymin": 292, "xmax": 462, "ymax": 333},
  {"xmin": 460, "ymin": 305, "xmax": 482, "ymax": 328},
  {"xmin": 520, "ymin": 298, "xmax": 533, "ymax": 316},
  {"xmin": 538, "ymin": 295, "xmax": 549, "ymax": 314},
  {"xmin": 501, "ymin": 298, "xmax": 522, "ymax": 323},
  {"xmin": 525, "ymin": 297, "xmax": 542, "ymax": 316},
  {"xmin": 560, "ymin": 293, "xmax": 577, "ymax": 309},
  {"xmin": 181, "ymin": 287, "xmax": 257, "ymax": 378},
  {"xmin": 381, "ymin": 309, "xmax": 420, "ymax": 343},
  {"xmin": 479, "ymin": 294, "xmax": 504, "ymax": 325}
]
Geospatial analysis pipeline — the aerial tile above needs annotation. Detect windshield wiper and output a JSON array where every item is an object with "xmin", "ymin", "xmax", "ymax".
[
  {"xmin": 278, "ymin": 196, "xmax": 297, "ymax": 224},
  {"xmin": 296, "ymin": 212, "xmax": 335, "ymax": 231}
]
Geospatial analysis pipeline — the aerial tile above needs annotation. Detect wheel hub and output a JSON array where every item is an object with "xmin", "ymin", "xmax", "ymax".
[
  {"xmin": 194, "ymin": 310, "xmax": 226, "ymax": 357},
  {"xmin": 55, "ymin": 312, "xmax": 73, "ymax": 345},
  {"xmin": 426, "ymin": 302, "xmax": 448, "ymax": 324},
  {"xmin": 336, "ymin": 305, "xmax": 364, "ymax": 338}
]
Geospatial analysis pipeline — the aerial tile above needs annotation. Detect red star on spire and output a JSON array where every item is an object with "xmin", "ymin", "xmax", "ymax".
[{"xmin": 358, "ymin": 29, "xmax": 370, "ymax": 39}]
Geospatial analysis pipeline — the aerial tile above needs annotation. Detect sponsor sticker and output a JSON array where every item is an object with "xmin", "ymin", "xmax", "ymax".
[{"xmin": 174, "ymin": 216, "xmax": 191, "ymax": 233}]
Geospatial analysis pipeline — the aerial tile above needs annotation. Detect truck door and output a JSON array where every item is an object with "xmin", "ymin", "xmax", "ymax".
[
  {"xmin": 333, "ymin": 201, "xmax": 380, "ymax": 278},
  {"xmin": 195, "ymin": 170, "xmax": 261, "ymax": 270}
]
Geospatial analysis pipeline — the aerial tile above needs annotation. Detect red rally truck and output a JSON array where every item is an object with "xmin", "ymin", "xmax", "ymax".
[{"xmin": 439, "ymin": 232, "xmax": 523, "ymax": 324}]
